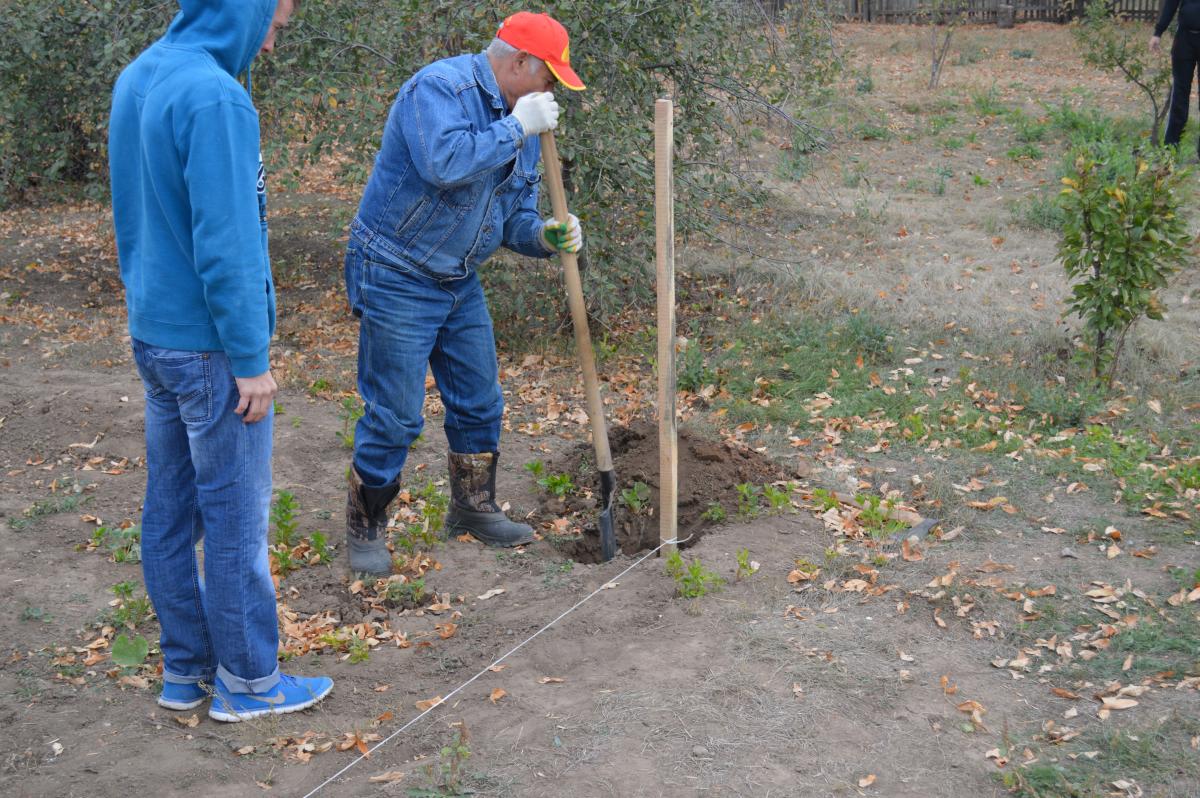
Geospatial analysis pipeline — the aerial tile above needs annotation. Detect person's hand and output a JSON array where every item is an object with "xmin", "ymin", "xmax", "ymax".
[
  {"xmin": 1150, "ymin": 35, "xmax": 1161, "ymax": 53},
  {"xmin": 541, "ymin": 213, "xmax": 583, "ymax": 253},
  {"xmin": 512, "ymin": 92, "xmax": 559, "ymax": 137},
  {"xmin": 234, "ymin": 370, "xmax": 277, "ymax": 423}
]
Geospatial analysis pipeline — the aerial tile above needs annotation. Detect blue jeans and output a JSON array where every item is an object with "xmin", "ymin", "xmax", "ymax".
[
  {"xmin": 345, "ymin": 241, "xmax": 503, "ymax": 488},
  {"xmin": 132, "ymin": 339, "xmax": 280, "ymax": 694}
]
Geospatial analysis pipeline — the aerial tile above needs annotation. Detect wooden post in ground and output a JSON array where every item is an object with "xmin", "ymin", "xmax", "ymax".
[{"xmin": 655, "ymin": 98, "xmax": 678, "ymax": 554}]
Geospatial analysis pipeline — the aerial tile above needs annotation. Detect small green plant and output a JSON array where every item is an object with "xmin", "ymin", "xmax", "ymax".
[
  {"xmin": 971, "ymin": 84, "xmax": 1005, "ymax": 116},
  {"xmin": 762, "ymin": 483, "xmax": 791, "ymax": 513},
  {"xmin": 620, "ymin": 481, "xmax": 651, "ymax": 513},
  {"xmin": 20, "ymin": 606, "xmax": 52, "ymax": 623},
  {"xmin": 347, "ymin": 633, "xmax": 371, "ymax": 664},
  {"xmin": 273, "ymin": 400, "xmax": 284, "ymax": 415},
  {"xmin": 89, "ymin": 524, "xmax": 142, "ymax": 563},
  {"xmin": 1006, "ymin": 143, "xmax": 1044, "ymax": 161},
  {"xmin": 854, "ymin": 69, "xmax": 874, "ymax": 94},
  {"xmin": 308, "ymin": 377, "xmax": 332, "ymax": 396},
  {"xmin": 735, "ymin": 482, "xmax": 762, "ymax": 518},
  {"xmin": 416, "ymin": 481, "xmax": 449, "ymax": 536},
  {"xmin": 811, "ymin": 488, "xmax": 840, "ymax": 512},
  {"xmin": 735, "ymin": 548, "xmax": 756, "ymax": 581},
  {"xmin": 109, "ymin": 582, "xmax": 154, "ymax": 629},
  {"xmin": 940, "ymin": 135, "xmax": 964, "ymax": 150},
  {"xmin": 856, "ymin": 494, "xmax": 907, "ymax": 538},
  {"xmin": 523, "ymin": 459, "xmax": 545, "ymax": 481},
  {"xmin": 408, "ymin": 724, "xmax": 472, "ymax": 797},
  {"xmin": 337, "ymin": 396, "xmax": 365, "ymax": 449},
  {"xmin": 700, "ymin": 502, "xmax": 727, "ymax": 523},
  {"xmin": 394, "ymin": 522, "xmax": 439, "ymax": 555},
  {"xmin": 308, "ymin": 531, "xmax": 333, "ymax": 564},
  {"xmin": 271, "ymin": 490, "xmax": 299, "ymax": 548},
  {"xmin": 10, "ymin": 493, "xmax": 85, "ymax": 530},
  {"xmin": 271, "ymin": 544, "xmax": 299, "ymax": 577},
  {"xmin": 538, "ymin": 472, "xmax": 575, "ymax": 498},
  {"xmin": 676, "ymin": 554, "xmax": 720, "ymax": 597},
  {"xmin": 971, "ymin": 173, "xmax": 990, "ymax": 187},
  {"xmin": 382, "ymin": 577, "xmax": 427, "ymax": 608},
  {"xmin": 1010, "ymin": 48, "xmax": 1034, "ymax": 59}
]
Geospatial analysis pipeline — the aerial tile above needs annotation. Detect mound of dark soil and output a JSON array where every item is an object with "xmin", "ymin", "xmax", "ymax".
[{"xmin": 540, "ymin": 421, "xmax": 800, "ymax": 562}]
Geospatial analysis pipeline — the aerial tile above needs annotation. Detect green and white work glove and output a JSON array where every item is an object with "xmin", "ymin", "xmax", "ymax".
[{"xmin": 541, "ymin": 213, "xmax": 583, "ymax": 254}]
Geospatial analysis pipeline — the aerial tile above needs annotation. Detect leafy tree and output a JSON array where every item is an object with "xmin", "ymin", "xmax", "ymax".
[
  {"xmin": 1057, "ymin": 144, "xmax": 1193, "ymax": 386},
  {"xmin": 255, "ymin": 0, "xmax": 839, "ymax": 312},
  {"xmin": 0, "ymin": 1, "xmax": 173, "ymax": 206},
  {"xmin": 3, "ymin": 1, "xmax": 838, "ymax": 319},
  {"xmin": 1072, "ymin": 0, "xmax": 1172, "ymax": 143}
]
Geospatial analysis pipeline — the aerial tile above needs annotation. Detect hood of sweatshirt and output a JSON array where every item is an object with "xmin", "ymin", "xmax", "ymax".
[{"xmin": 163, "ymin": 0, "xmax": 275, "ymax": 78}]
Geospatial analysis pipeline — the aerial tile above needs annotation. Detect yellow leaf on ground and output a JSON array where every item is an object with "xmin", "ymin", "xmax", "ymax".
[
  {"xmin": 1100, "ymin": 696, "xmax": 1138, "ymax": 710},
  {"xmin": 490, "ymin": 688, "xmax": 507, "ymax": 704}
]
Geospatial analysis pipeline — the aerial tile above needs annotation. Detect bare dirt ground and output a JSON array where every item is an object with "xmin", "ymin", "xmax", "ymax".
[{"xmin": 2, "ymin": 23, "xmax": 1198, "ymax": 798}]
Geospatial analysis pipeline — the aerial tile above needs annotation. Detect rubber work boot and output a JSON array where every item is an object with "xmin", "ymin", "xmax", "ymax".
[
  {"xmin": 345, "ymin": 466, "xmax": 399, "ymax": 575},
  {"xmin": 445, "ymin": 451, "xmax": 535, "ymax": 547}
]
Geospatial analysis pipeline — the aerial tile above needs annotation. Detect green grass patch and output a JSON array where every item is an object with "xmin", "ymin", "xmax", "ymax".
[{"xmin": 996, "ymin": 714, "xmax": 1200, "ymax": 797}]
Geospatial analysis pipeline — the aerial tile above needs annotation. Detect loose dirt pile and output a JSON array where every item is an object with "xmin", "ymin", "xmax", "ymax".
[{"xmin": 539, "ymin": 421, "xmax": 801, "ymax": 561}]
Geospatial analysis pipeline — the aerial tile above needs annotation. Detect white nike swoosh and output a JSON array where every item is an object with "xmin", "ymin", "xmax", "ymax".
[{"xmin": 258, "ymin": 691, "xmax": 286, "ymax": 705}]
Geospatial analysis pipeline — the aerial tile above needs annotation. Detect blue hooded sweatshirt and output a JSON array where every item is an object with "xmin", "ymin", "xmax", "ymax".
[{"xmin": 109, "ymin": 0, "xmax": 276, "ymax": 377}]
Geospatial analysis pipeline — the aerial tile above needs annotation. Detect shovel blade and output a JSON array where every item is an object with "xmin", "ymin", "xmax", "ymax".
[{"xmin": 598, "ymin": 469, "xmax": 617, "ymax": 561}]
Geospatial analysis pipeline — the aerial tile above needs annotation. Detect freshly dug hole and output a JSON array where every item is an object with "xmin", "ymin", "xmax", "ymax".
[{"xmin": 538, "ymin": 421, "xmax": 800, "ymax": 563}]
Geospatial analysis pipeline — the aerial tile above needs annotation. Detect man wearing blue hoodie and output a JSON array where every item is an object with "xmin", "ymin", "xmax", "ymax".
[{"xmin": 109, "ymin": 0, "xmax": 332, "ymax": 723}]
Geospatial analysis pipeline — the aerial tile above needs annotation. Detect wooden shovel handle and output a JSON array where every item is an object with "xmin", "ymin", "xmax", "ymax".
[{"xmin": 539, "ymin": 131, "xmax": 613, "ymax": 473}]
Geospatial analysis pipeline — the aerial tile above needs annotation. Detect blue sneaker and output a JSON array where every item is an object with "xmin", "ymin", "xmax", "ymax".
[
  {"xmin": 208, "ymin": 673, "xmax": 334, "ymax": 723},
  {"xmin": 158, "ymin": 681, "xmax": 209, "ymax": 711}
]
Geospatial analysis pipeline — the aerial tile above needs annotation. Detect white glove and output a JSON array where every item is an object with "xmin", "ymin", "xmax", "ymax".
[
  {"xmin": 541, "ymin": 213, "xmax": 583, "ymax": 254},
  {"xmin": 512, "ymin": 92, "xmax": 559, "ymax": 137}
]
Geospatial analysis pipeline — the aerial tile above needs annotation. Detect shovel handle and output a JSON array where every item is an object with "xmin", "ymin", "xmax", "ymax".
[{"xmin": 539, "ymin": 131, "xmax": 613, "ymax": 474}]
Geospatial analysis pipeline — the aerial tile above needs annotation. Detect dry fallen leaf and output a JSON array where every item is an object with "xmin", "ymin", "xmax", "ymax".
[
  {"xmin": 477, "ymin": 588, "xmax": 506, "ymax": 601},
  {"xmin": 415, "ymin": 695, "xmax": 444, "ymax": 712},
  {"xmin": 537, "ymin": 676, "xmax": 565, "ymax": 684},
  {"xmin": 368, "ymin": 771, "xmax": 406, "ymax": 784},
  {"xmin": 489, "ymin": 688, "xmax": 507, "ymax": 704},
  {"xmin": 1100, "ymin": 696, "xmax": 1138, "ymax": 711},
  {"xmin": 174, "ymin": 714, "xmax": 200, "ymax": 728},
  {"xmin": 858, "ymin": 774, "xmax": 876, "ymax": 788}
]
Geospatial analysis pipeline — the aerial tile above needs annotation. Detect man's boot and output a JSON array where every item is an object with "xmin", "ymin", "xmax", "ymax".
[
  {"xmin": 345, "ymin": 466, "xmax": 399, "ymax": 575},
  {"xmin": 445, "ymin": 451, "xmax": 534, "ymax": 547}
]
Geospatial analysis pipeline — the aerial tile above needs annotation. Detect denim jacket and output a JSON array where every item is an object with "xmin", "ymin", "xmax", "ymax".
[{"xmin": 350, "ymin": 52, "xmax": 553, "ymax": 279}]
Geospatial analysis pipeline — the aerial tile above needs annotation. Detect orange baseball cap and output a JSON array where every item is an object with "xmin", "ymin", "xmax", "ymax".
[{"xmin": 496, "ymin": 11, "xmax": 585, "ymax": 91}]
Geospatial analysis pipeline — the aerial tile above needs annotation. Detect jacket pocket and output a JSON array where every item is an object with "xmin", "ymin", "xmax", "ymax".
[{"xmin": 394, "ymin": 196, "xmax": 431, "ymax": 240}]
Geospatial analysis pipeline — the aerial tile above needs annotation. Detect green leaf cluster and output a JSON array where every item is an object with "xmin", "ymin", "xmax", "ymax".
[{"xmin": 1057, "ymin": 144, "xmax": 1193, "ymax": 384}]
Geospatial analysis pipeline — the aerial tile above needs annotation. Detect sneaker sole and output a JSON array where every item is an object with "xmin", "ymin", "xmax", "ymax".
[
  {"xmin": 207, "ymin": 683, "xmax": 333, "ymax": 723},
  {"xmin": 157, "ymin": 696, "xmax": 206, "ymax": 711}
]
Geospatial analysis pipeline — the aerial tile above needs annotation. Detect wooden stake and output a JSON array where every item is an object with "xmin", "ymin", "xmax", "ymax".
[{"xmin": 655, "ymin": 98, "xmax": 677, "ymax": 553}]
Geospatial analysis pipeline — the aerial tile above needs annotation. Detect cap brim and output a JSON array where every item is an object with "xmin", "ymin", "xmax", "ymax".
[{"xmin": 546, "ymin": 61, "xmax": 585, "ymax": 91}]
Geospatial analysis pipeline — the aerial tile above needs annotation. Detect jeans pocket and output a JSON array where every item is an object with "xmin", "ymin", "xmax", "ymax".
[{"xmin": 149, "ymin": 349, "xmax": 213, "ymax": 424}]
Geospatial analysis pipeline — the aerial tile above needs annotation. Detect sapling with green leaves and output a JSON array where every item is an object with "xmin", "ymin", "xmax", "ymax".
[{"xmin": 1058, "ymin": 144, "xmax": 1192, "ymax": 385}]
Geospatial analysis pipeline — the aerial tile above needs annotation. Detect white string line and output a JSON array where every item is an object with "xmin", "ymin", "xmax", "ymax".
[{"xmin": 301, "ymin": 534, "xmax": 691, "ymax": 798}]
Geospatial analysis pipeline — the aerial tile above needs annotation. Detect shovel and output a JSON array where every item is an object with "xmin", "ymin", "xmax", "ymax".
[{"xmin": 539, "ymin": 131, "xmax": 618, "ymax": 561}]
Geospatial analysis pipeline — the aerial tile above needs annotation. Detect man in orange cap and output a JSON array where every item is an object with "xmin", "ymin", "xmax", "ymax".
[{"xmin": 342, "ymin": 12, "xmax": 586, "ymax": 574}]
